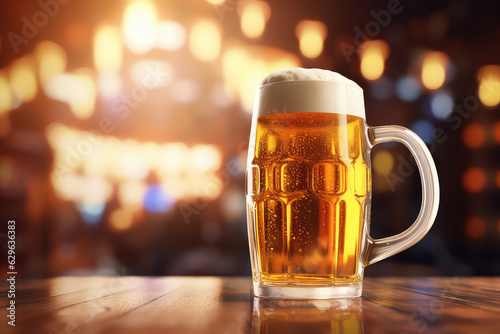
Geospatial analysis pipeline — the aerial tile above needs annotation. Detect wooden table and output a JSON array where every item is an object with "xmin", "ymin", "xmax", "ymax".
[{"xmin": 1, "ymin": 277, "xmax": 500, "ymax": 333}]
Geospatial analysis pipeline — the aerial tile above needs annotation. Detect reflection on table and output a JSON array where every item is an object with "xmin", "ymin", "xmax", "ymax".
[{"xmin": 252, "ymin": 297, "xmax": 363, "ymax": 334}]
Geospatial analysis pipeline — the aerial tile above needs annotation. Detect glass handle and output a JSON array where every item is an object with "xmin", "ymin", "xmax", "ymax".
[{"xmin": 365, "ymin": 125, "xmax": 440, "ymax": 266}]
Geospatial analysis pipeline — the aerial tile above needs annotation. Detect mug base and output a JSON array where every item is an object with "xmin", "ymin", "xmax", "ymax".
[{"xmin": 253, "ymin": 283, "xmax": 362, "ymax": 299}]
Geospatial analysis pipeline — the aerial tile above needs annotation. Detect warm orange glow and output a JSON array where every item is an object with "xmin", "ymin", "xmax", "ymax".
[
  {"xmin": 465, "ymin": 217, "xmax": 486, "ymax": 240},
  {"xmin": 123, "ymin": 0, "xmax": 157, "ymax": 54},
  {"xmin": 421, "ymin": 52, "xmax": 448, "ymax": 90},
  {"xmin": 122, "ymin": 139, "xmax": 149, "ymax": 180},
  {"xmin": 190, "ymin": 145, "xmax": 222, "ymax": 172},
  {"xmin": 94, "ymin": 25, "xmax": 123, "ymax": 73},
  {"xmin": 51, "ymin": 173, "xmax": 113, "ymax": 203},
  {"xmin": 462, "ymin": 167, "xmax": 486, "ymax": 193},
  {"xmin": 206, "ymin": 0, "xmax": 226, "ymax": 4},
  {"xmin": 45, "ymin": 69, "xmax": 96, "ymax": 119},
  {"xmin": 373, "ymin": 149, "xmax": 394, "ymax": 175},
  {"xmin": 0, "ymin": 157, "xmax": 14, "ymax": 188},
  {"xmin": 110, "ymin": 208, "xmax": 134, "ymax": 231},
  {"xmin": 189, "ymin": 19, "xmax": 221, "ymax": 62},
  {"xmin": 360, "ymin": 40, "xmax": 390, "ymax": 81},
  {"xmin": 295, "ymin": 20, "xmax": 327, "ymax": 59},
  {"xmin": 98, "ymin": 73, "xmax": 122, "ymax": 98},
  {"xmin": 130, "ymin": 60, "xmax": 172, "ymax": 87},
  {"xmin": 94, "ymin": 25, "xmax": 123, "ymax": 98},
  {"xmin": 158, "ymin": 142, "xmax": 189, "ymax": 174},
  {"xmin": 118, "ymin": 180, "xmax": 147, "ymax": 208},
  {"xmin": 0, "ymin": 114, "xmax": 10, "ymax": 137},
  {"xmin": 477, "ymin": 65, "xmax": 500, "ymax": 107},
  {"xmin": 221, "ymin": 47, "xmax": 248, "ymax": 98},
  {"xmin": 156, "ymin": 20, "xmax": 186, "ymax": 51},
  {"xmin": 462, "ymin": 123, "xmax": 485, "ymax": 149},
  {"xmin": 68, "ymin": 70, "xmax": 96, "ymax": 119},
  {"xmin": 35, "ymin": 41, "xmax": 67, "ymax": 86},
  {"xmin": 222, "ymin": 44, "xmax": 300, "ymax": 112},
  {"xmin": 10, "ymin": 55, "xmax": 38, "ymax": 103},
  {"xmin": 0, "ymin": 73, "xmax": 12, "ymax": 114},
  {"xmin": 47, "ymin": 124, "xmax": 224, "ymax": 201},
  {"xmin": 239, "ymin": 1, "xmax": 271, "ymax": 39}
]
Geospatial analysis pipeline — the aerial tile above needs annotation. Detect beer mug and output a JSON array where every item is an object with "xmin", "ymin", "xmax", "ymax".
[{"xmin": 246, "ymin": 68, "xmax": 439, "ymax": 299}]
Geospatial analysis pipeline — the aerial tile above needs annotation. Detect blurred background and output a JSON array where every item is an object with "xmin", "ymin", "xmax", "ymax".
[{"xmin": 0, "ymin": 0, "xmax": 499, "ymax": 278}]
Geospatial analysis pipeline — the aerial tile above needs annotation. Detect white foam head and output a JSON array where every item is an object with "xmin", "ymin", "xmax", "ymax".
[{"xmin": 254, "ymin": 68, "xmax": 365, "ymax": 119}]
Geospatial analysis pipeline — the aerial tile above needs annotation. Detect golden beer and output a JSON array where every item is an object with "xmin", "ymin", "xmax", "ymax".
[{"xmin": 247, "ymin": 112, "xmax": 371, "ymax": 286}]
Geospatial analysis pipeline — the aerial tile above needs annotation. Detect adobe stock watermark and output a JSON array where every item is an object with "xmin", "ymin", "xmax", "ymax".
[
  {"xmin": 340, "ymin": 0, "xmax": 413, "ymax": 63},
  {"xmin": 52, "ymin": 64, "xmax": 170, "ymax": 181},
  {"xmin": 384, "ymin": 77, "xmax": 498, "ymax": 191},
  {"xmin": 8, "ymin": 0, "xmax": 71, "ymax": 54},
  {"xmin": 401, "ymin": 277, "xmax": 460, "ymax": 334},
  {"xmin": 179, "ymin": 140, "xmax": 248, "ymax": 224}
]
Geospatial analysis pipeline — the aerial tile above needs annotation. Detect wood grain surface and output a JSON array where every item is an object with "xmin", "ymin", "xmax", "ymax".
[{"xmin": 1, "ymin": 277, "xmax": 500, "ymax": 333}]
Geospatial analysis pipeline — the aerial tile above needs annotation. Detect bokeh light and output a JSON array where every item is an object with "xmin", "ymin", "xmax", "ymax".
[
  {"xmin": 395, "ymin": 76, "xmax": 421, "ymax": 102},
  {"xmin": 0, "ymin": 73, "xmax": 12, "ymax": 114},
  {"xmin": 46, "ymin": 124, "xmax": 224, "ymax": 202},
  {"xmin": 130, "ymin": 60, "xmax": 172, "ymax": 87},
  {"xmin": 97, "ymin": 73, "xmax": 122, "ymax": 98},
  {"xmin": 239, "ymin": 1, "xmax": 271, "ymax": 39},
  {"xmin": 143, "ymin": 184, "xmax": 174, "ymax": 213},
  {"xmin": 123, "ymin": 0, "xmax": 158, "ymax": 54},
  {"xmin": 158, "ymin": 143, "xmax": 189, "ymax": 174},
  {"xmin": 430, "ymin": 91, "xmax": 454, "ymax": 119},
  {"xmin": 222, "ymin": 45, "xmax": 300, "ymax": 112},
  {"xmin": 189, "ymin": 19, "xmax": 221, "ymax": 62},
  {"xmin": 77, "ymin": 202, "xmax": 105, "ymax": 225},
  {"xmin": 110, "ymin": 208, "xmax": 134, "ymax": 231},
  {"xmin": 156, "ymin": 20, "xmax": 186, "ymax": 51},
  {"xmin": 477, "ymin": 65, "xmax": 500, "ymax": 107},
  {"xmin": 421, "ymin": 51, "xmax": 449, "ymax": 90},
  {"xmin": 0, "ymin": 157, "xmax": 14, "ymax": 188},
  {"xmin": 118, "ymin": 180, "xmax": 147, "ymax": 209},
  {"xmin": 462, "ymin": 123, "xmax": 485, "ymax": 149},
  {"xmin": 465, "ymin": 217, "xmax": 486, "ymax": 240},
  {"xmin": 94, "ymin": 25, "xmax": 122, "ymax": 73},
  {"xmin": 10, "ymin": 55, "xmax": 38, "ymax": 103},
  {"xmin": 190, "ymin": 145, "xmax": 222, "ymax": 172},
  {"xmin": 411, "ymin": 120, "xmax": 435, "ymax": 144},
  {"xmin": 295, "ymin": 20, "xmax": 327, "ymax": 59},
  {"xmin": 35, "ymin": 41, "xmax": 67, "ymax": 86},
  {"xmin": 373, "ymin": 150, "xmax": 394, "ymax": 175},
  {"xmin": 51, "ymin": 174, "xmax": 113, "ymax": 204},
  {"xmin": 1, "ymin": 0, "xmax": 499, "ymax": 280},
  {"xmin": 359, "ymin": 40, "xmax": 390, "ymax": 81},
  {"xmin": 462, "ymin": 167, "xmax": 486, "ymax": 193},
  {"xmin": 94, "ymin": 25, "xmax": 123, "ymax": 98},
  {"xmin": 46, "ymin": 69, "xmax": 96, "ymax": 119}
]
